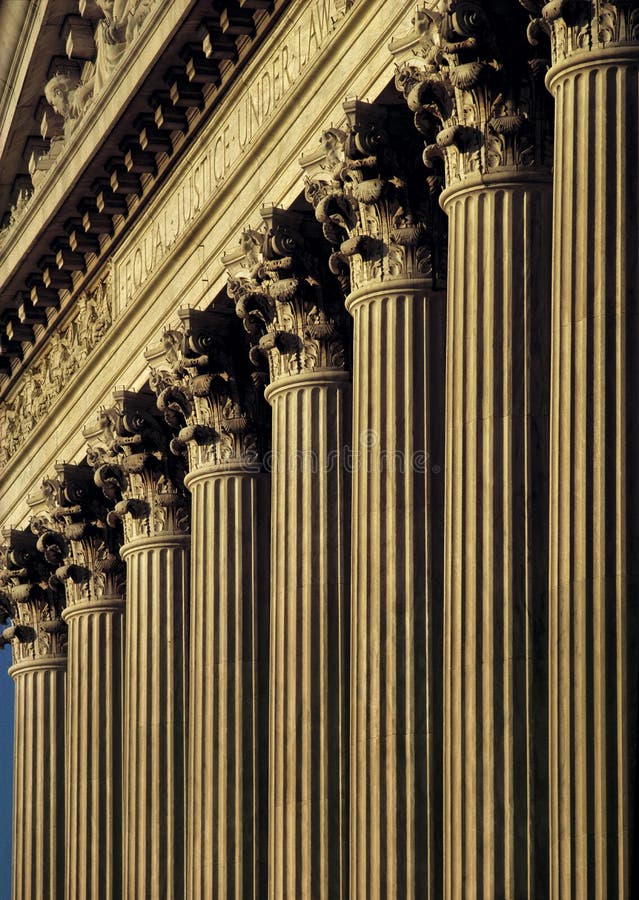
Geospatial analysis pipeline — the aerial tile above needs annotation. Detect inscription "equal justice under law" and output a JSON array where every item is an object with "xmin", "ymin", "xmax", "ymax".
[{"xmin": 116, "ymin": 0, "xmax": 347, "ymax": 309}]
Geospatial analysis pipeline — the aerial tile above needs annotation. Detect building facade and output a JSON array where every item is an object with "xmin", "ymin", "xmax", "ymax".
[{"xmin": 0, "ymin": 0, "xmax": 637, "ymax": 897}]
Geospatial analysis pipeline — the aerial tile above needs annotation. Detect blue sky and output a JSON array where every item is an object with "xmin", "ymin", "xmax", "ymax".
[{"xmin": 0, "ymin": 660, "xmax": 13, "ymax": 899}]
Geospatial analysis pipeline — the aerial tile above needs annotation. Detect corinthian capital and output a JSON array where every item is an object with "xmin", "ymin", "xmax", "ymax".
[
  {"xmin": 391, "ymin": 2, "xmax": 553, "ymax": 188},
  {"xmin": 519, "ymin": 0, "xmax": 639, "ymax": 68},
  {"xmin": 146, "ymin": 307, "xmax": 266, "ymax": 472},
  {"xmin": 85, "ymin": 391, "xmax": 189, "ymax": 543},
  {"xmin": 30, "ymin": 463, "xmax": 125, "ymax": 608},
  {"xmin": 222, "ymin": 205, "xmax": 349, "ymax": 384},
  {"xmin": 0, "ymin": 529, "xmax": 67, "ymax": 664},
  {"xmin": 301, "ymin": 99, "xmax": 447, "ymax": 293}
]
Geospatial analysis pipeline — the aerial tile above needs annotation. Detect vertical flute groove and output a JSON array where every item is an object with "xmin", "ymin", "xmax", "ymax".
[
  {"xmin": 186, "ymin": 468, "xmax": 269, "ymax": 899},
  {"xmin": 349, "ymin": 282, "xmax": 446, "ymax": 899},
  {"xmin": 121, "ymin": 536, "xmax": 189, "ymax": 900},
  {"xmin": 267, "ymin": 373, "xmax": 351, "ymax": 900},
  {"xmin": 11, "ymin": 660, "xmax": 66, "ymax": 900},
  {"xmin": 547, "ymin": 52, "xmax": 639, "ymax": 900},
  {"xmin": 442, "ymin": 180, "xmax": 551, "ymax": 900}
]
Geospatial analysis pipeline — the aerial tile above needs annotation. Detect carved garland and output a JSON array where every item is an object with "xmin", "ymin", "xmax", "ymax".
[{"xmin": 0, "ymin": 273, "xmax": 114, "ymax": 473}]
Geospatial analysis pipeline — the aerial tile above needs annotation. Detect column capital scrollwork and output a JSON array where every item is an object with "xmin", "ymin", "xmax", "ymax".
[
  {"xmin": 146, "ymin": 307, "xmax": 267, "ymax": 473},
  {"xmin": 222, "ymin": 206, "xmax": 350, "ymax": 384},
  {"xmin": 519, "ymin": 0, "xmax": 639, "ymax": 72},
  {"xmin": 391, "ymin": 3, "xmax": 553, "ymax": 189},
  {"xmin": 301, "ymin": 99, "xmax": 447, "ymax": 294},
  {"xmin": 0, "ymin": 529, "xmax": 67, "ymax": 665},
  {"xmin": 30, "ymin": 463, "xmax": 125, "ymax": 609},
  {"xmin": 85, "ymin": 391, "xmax": 190, "ymax": 544}
]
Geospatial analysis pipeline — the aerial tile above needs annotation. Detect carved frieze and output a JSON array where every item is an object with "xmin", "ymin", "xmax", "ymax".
[
  {"xmin": 520, "ymin": 0, "xmax": 639, "ymax": 67},
  {"xmin": 0, "ymin": 273, "xmax": 114, "ymax": 473},
  {"xmin": 302, "ymin": 99, "xmax": 447, "ymax": 293},
  {"xmin": 0, "ymin": 529, "xmax": 67, "ymax": 665},
  {"xmin": 391, "ymin": 2, "xmax": 553, "ymax": 188},
  {"xmin": 30, "ymin": 463, "xmax": 125, "ymax": 609},
  {"xmin": 222, "ymin": 206, "xmax": 349, "ymax": 383},
  {"xmin": 147, "ymin": 308, "xmax": 266, "ymax": 472},
  {"xmin": 85, "ymin": 390, "xmax": 189, "ymax": 544}
]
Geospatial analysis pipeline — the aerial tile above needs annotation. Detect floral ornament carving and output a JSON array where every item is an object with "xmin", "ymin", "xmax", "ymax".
[
  {"xmin": 302, "ymin": 99, "xmax": 447, "ymax": 293},
  {"xmin": 0, "ymin": 188, "xmax": 33, "ymax": 252},
  {"xmin": 30, "ymin": 463, "xmax": 125, "ymax": 609},
  {"xmin": 391, "ymin": 2, "xmax": 553, "ymax": 188},
  {"xmin": 0, "ymin": 529, "xmax": 67, "ymax": 664},
  {"xmin": 86, "ymin": 391, "xmax": 189, "ymax": 543},
  {"xmin": 222, "ymin": 206, "xmax": 349, "ymax": 384},
  {"xmin": 520, "ymin": 0, "xmax": 639, "ymax": 66},
  {"xmin": 0, "ymin": 274, "xmax": 114, "ymax": 473},
  {"xmin": 148, "ymin": 308, "xmax": 266, "ymax": 472}
]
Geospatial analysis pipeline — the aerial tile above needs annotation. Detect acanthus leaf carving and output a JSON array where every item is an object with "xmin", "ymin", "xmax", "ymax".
[
  {"xmin": 391, "ymin": 3, "xmax": 554, "ymax": 188},
  {"xmin": 302, "ymin": 99, "xmax": 447, "ymax": 293},
  {"xmin": 223, "ymin": 207, "xmax": 351, "ymax": 383},
  {"xmin": 31, "ymin": 463, "xmax": 125, "ymax": 609},
  {"xmin": 146, "ymin": 307, "xmax": 267, "ymax": 472},
  {"xmin": 0, "ymin": 529, "xmax": 67, "ymax": 664},
  {"xmin": 85, "ymin": 390, "xmax": 189, "ymax": 543}
]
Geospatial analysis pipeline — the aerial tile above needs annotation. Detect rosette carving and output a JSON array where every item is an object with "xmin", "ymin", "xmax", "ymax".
[
  {"xmin": 391, "ymin": 2, "xmax": 553, "ymax": 187},
  {"xmin": 85, "ymin": 391, "xmax": 189, "ymax": 543},
  {"xmin": 147, "ymin": 308, "xmax": 266, "ymax": 472},
  {"xmin": 0, "ymin": 529, "xmax": 67, "ymax": 664},
  {"xmin": 222, "ymin": 206, "xmax": 349, "ymax": 383},
  {"xmin": 519, "ymin": 0, "xmax": 639, "ymax": 66},
  {"xmin": 30, "ymin": 463, "xmax": 125, "ymax": 608},
  {"xmin": 301, "ymin": 99, "xmax": 447, "ymax": 293}
]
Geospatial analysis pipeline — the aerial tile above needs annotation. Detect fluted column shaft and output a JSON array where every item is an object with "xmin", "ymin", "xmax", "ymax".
[
  {"xmin": 441, "ymin": 175, "xmax": 551, "ymax": 899},
  {"xmin": 547, "ymin": 44, "xmax": 639, "ymax": 899},
  {"xmin": 10, "ymin": 657, "xmax": 66, "ymax": 900},
  {"xmin": 185, "ymin": 466, "xmax": 269, "ymax": 899},
  {"xmin": 63, "ymin": 599, "xmax": 124, "ymax": 900},
  {"xmin": 348, "ymin": 278, "xmax": 445, "ymax": 899},
  {"xmin": 266, "ymin": 370, "xmax": 351, "ymax": 900},
  {"xmin": 120, "ymin": 535, "xmax": 189, "ymax": 899}
]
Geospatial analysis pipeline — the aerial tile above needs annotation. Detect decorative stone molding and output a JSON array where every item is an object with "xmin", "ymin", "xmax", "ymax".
[
  {"xmin": 147, "ymin": 307, "xmax": 266, "ymax": 472},
  {"xmin": 301, "ymin": 99, "xmax": 447, "ymax": 294},
  {"xmin": 30, "ymin": 463, "xmax": 125, "ymax": 609},
  {"xmin": 391, "ymin": 3, "xmax": 553, "ymax": 188},
  {"xmin": 222, "ymin": 205, "xmax": 349, "ymax": 384},
  {"xmin": 0, "ymin": 272, "xmax": 114, "ymax": 472},
  {"xmin": 0, "ymin": 529, "xmax": 66, "ymax": 664},
  {"xmin": 86, "ymin": 390, "xmax": 189, "ymax": 543},
  {"xmin": 521, "ymin": 0, "xmax": 639, "ymax": 67}
]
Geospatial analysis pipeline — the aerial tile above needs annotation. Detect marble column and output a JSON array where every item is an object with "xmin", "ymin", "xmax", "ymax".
[
  {"xmin": 303, "ymin": 99, "xmax": 447, "ymax": 898},
  {"xmin": 0, "ymin": 529, "xmax": 67, "ymax": 900},
  {"xmin": 529, "ymin": 3, "xmax": 639, "ymax": 896},
  {"xmin": 224, "ymin": 206, "xmax": 351, "ymax": 900},
  {"xmin": 88, "ymin": 391, "xmax": 190, "ymax": 900},
  {"xmin": 33, "ymin": 463, "xmax": 125, "ymax": 900},
  {"xmin": 394, "ymin": 8, "xmax": 553, "ymax": 897},
  {"xmin": 147, "ymin": 307, "xmax": 270, "ymax": 899}
]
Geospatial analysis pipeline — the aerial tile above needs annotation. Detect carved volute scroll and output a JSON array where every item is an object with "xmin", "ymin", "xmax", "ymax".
[
  {"xmin": 30, "ymin": 463, "xmax": 125, "ymax": 609},
  {"xmin": 0, "ymin": 529, "xmax": 67, "ymax": 665},
  {"xmin": 519, "ymin": 0, "xmax": 639, "ymax": 68},
  {"xmin": 301, "ymin": 99, "xmax": 447, "ymax": 294},
  {"xmin": 222, "ymin": 205, "xmax": 350, "ymax": 384},
  {"xmin": 147, "ymin": 307, "xmax": 267, "ymax": 473},
  {"xmin": 85, "ymin": 390, "xmax": 189, "ymax": 544},
  {"xmin": 391, "ymin": 2, "xmax": 553, "ymax": 189}
]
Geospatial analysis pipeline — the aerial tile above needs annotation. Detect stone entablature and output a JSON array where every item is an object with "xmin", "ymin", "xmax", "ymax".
[{"xmin": 0, "ymin": 0, "xmax": 414, "ymax": 533}]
